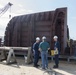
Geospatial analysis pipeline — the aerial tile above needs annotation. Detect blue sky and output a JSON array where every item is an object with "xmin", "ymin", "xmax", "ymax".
[{"xmin": 0, "ymin": 0, "xmax": 76, "ymax": 39}]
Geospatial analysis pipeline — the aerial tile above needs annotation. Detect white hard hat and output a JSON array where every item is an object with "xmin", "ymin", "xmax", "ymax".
[
  {"xmin": 53, "ymin": 36, "xmax": 58, "ymax": 39},
  {"xmin": 36, "ymin": 37, "xmax": 40, "ymax": 41},
  {"xmin": 42, "ymin": 36, "xmax": 46, "ymax": 40}
]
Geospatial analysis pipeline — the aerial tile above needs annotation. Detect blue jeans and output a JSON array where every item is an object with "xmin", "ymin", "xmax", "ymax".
[{"xmin": 41, "ymin": 51, "xmax": 48, "ymax": 69}]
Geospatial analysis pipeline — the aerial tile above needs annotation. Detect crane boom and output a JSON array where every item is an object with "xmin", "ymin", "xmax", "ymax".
[{"xmin": 0, "ymin": 2, "xmax": 13, "ymax": 17}]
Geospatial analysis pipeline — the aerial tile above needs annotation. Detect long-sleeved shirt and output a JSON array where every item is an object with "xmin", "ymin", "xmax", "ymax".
[
  {"xmin": 54, "ymin": 41, "xmax": 60, "ymax": 55},
  {"xmin": 33, "ymin": 42, "xmax": 40, "ymax": 54}
]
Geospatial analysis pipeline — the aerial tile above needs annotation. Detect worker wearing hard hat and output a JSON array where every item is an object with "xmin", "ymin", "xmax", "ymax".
[
  {"xmin": 33, "ymin": 37, "xmax": 40, "ymax": 68},
  {"xmin": 39, "ymin": 36, "xmax": 50, "ymax": 70},
  {"xmin": 53, "ymin": 36, "xmax": 60, "ymax": 68}
]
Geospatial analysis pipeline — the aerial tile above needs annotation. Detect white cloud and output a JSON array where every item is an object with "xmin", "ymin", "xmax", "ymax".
[
  {"xmin": 27, "ymin": 10, "xmax": 33, "ymax": 13},
  {"xmin": 0, "ymin": 19, "xmax": 9, "ymax": 36},
  {"xmin": 17, "ymin": 4, "xmax": 23, "ymax": 8},
  {"xmin": 16, "ymin": 9, "xmax": 26, "ymax": 13},
  {"xmin": 15, "ymin": 9, "xmax": 33, "ymax": 15},
  {"xmin": 0, "ymin": 4, "xmax": 3, "ymax": 8},
  {"xmin": 0, "ymin": 11, "xmax": 10, "ymax": 36}
]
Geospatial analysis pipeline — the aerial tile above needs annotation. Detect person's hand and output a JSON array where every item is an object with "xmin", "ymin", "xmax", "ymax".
[
  {"xmin": 48, "ymin": 48, "xmax": 50, "ymax": 50},
  {"xmin": 39, "ymin": 48, "xmax": 42, "ymax": 52}
]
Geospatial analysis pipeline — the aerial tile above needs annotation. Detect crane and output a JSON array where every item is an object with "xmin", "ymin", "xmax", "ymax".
[{"xmin": 0, "ymin": 2, "xmax": 13, "ymax": 18}]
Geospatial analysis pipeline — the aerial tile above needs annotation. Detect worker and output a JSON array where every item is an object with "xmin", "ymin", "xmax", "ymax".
[
  {"xmin": 33, "ymin": 37, "xmax": 40, "ymax": 68},
  {"xmin": 53, "ymin": 36, "xmax": 60, "ymax": 68},
  {"xmin": 39, "ymin": 36, "xmax": 50, "ymax": 70}
]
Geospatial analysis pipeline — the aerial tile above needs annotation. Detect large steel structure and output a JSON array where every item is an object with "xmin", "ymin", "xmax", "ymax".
[{"xmin": 4, "ymin": 7, "xmax": 69, "ymax": 55}]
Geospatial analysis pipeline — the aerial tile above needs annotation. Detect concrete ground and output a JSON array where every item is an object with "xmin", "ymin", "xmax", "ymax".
[{"xmin": 0, "ymin": 57, "xmax": 76, "ymax": 75}]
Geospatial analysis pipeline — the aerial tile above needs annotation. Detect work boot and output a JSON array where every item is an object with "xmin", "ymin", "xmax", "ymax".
[
  {"xmin": 53, "ymin": 65, "xmax": 58, "ymax": 68},
  {"xmin": 33, "ymin": 65, "xmax": 39, "ymax": 68},
  {"xmin": 37, "ymin": 64, "xmax": 40, "ymax": 67},
  {"xmin": 46, "ymin": 66, "xmax": 48, "ymax": 70},
  {"xmin": 42, "ymin": 68, "xmax": 46, "ymax": 70}
]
